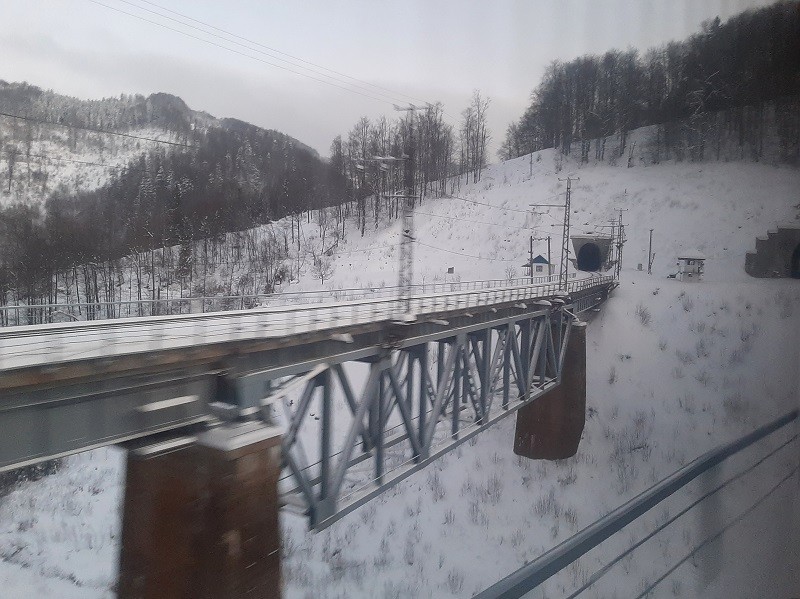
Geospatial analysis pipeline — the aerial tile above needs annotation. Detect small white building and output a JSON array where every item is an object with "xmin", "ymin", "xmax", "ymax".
[
  {"xmin": 676, "ymin": 250, "xmax": 706, "ymax": 282},
  {"xmin": 523, "ymin": 255, "xmax": 554, "ymax": 277}
]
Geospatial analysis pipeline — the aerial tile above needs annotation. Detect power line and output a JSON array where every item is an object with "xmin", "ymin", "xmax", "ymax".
[
  {"xmin": 0, "ymin": 111, "xmax": 195, "ymax": 149},
  {"xmin": 441, "ymin": 194, "xmax": 529, "ymax": 214},
  {"xmin": 415, "ymin": 240, "xmax": 517, "ymax": 262},
  {"xmin": 125, "ymin": 0, "xmax": 429, "ymax": 107},
  {"xmin": 413, "ymin": 210, "xmax": 526, "ymax": 230},
  {"xmin": 92, "ymin": 1, "xmax": 500, "ymax": 160},
  {"xmin": 8, "ymin": 149, "xmax": 149, "ymax": 172},
  {"xmin": 124, "ymin": 0, "xmax": 505, "ymax": 157},
  {"xmin": 89, "ymin": 0, "xmax": 398, "ymax": 107},
  {"xmin": 442, "ymin": 193, "xmax": 565, "ymax": 214},
  {"xmin": 335, "ymin": 245, "xmax": 395, "ymax": 256},
  {"xmin": 117, "ymin": 0, "xmax": 407, "ymax": 105}
]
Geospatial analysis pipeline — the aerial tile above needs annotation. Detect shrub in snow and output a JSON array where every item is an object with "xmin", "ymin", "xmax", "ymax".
[
  {"xmin": 557, "ymin": 463, "xmax": 578, "ymax": 487},
  {"xmin": 635, "ymin": 303, "xmax": 652, "ymax": 326},
  {"xmin": 534, "ymin": 488, "xmax": 561, "ymax": 518},
  {"xmin": 358, "ymin": 504, "xmax": 376, "ymax": 527},
  {"xmin": 486, "ymin": 473, "xmax": 503, "ymax": 504},
  {"xmin": 564, "ymin": 506, "xmax": 578, "ymax": 531},
  {"xmin": 511, "ymin": 529, "xmax": 525, "ymax": 548},
  {"xmin": 694, "ymin": 370, "xmax": 712, "ymax": 387},
  {"xmin": 404, "ymin": 537, "xmax": 416, "ymax": 566},
  {"xmin": 427, "ymin": 470, "xmax": 446, "ymax": 503},
  {"xmin": 468, "ymin": 500, "xmax": 489, "ymax": 527},
  {"xmin": 679, "ymin": 393, "xmax": 696, "ymax": 414},
  {"xmin": 723, "ymin": 393, "xmax": 748, "ymax": 424},
  {"xmin": 446, "ymin": 568, "xmax": 465, "ymax": 594}
]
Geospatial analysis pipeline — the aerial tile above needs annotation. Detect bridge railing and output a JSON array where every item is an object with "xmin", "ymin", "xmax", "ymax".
[
  {"xmin": 0, "ymin": 273, "xmax": 583, "ymax": 327},
  {"xmin": 475, "ymin": 409, "xmax": 799, "ymax": 599},
  {"xmin": 0, "ymin": 276, "xmax": 615, "ymax": 371}
]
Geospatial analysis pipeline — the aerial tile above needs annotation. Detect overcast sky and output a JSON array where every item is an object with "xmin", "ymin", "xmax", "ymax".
[{"xmin": 1, "ymin": 0, "xmax": 777, "ymax": 158}]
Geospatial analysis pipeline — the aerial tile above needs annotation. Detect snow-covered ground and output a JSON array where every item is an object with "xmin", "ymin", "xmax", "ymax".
[{"xmin": 1, "ymin": 133, "xmax": 798, "ymax": 597}]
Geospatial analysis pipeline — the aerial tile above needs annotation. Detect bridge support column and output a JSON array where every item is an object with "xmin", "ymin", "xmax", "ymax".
[
  {"xmin": 514, "ymin": 321, "xmax": 587, "ymax": 460},
  {"xmin": 118, "ymin": 421, "xmax": 282, "ymax": 599}
]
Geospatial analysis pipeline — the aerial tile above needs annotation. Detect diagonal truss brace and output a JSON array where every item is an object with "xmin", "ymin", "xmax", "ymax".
[{"xmin": 270, "ymin": 308, "xmax": 575, "ymax": 529}]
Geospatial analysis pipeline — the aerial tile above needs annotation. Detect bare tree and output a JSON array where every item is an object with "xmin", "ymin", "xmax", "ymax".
[
  {"xmin": 5, "ymin": 145, "xmax": 18, "ymax": 194},
  {"xmin": 311, "ymin": 253, "xmax": 335, "ymax": 285},
  {"xmin": 459, "ymin": 91, "xmax": 491, "ymax": 183}
]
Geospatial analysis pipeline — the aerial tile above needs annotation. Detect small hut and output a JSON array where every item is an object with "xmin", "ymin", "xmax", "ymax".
[
  {"xmin": 676, "ymin": 250, "xmax": 706, "ymax": 282},
  {"xmin": 523, "ymin": 254, "xmax": 554, "ymax": 277}
]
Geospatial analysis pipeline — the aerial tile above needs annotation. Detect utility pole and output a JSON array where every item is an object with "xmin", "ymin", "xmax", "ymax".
[
  {"xmin": 399, "ymin": 197, "xmax": 415, "ymax": 313},
  {"xmin": 606, "ymin": 217, "xmax": 618, "ymax": 271},
  {"xmin": 547, "ymin": 236, "xmax": 551, "ymax": 276},
  {"xmin": 517, "ymin": 134, "xmax": 536, "ymax": 178},
  {"xmin": 558, "ymin": 176, "xmax": 579, "ymax": 290},
  {"xmin": 530, "ymin": 175, "xmax": 576, "ymax": 291},
  {"xmin": 393, "ymin": 104, "xmax": 420, "ymax": 320},
  {"xmin": 613, "ymin": 209, "xmax": 628, "ymax": 280},
  {"xmin": 387, "ymin": 192, "xmax": 417, "ymax": 320},
  {"xmin": 616, "ymin": 222, "xmax": 625, "ymax": 279},
  {"xmin": 529, "ymin": 235, "xmax": 534, "ymax": 283},
  {"xmin": 648, "ymin": 228, "xmax": 654, "ymax": 274}
]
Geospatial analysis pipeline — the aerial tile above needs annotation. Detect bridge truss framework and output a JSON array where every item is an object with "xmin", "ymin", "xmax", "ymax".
[
  {"xmin": 276, "ymin": 305, "xmax": 573, "ymax": 529},
  {"xmin": 0, "ymin": 275, "xmax": 615, "ymax": 531}
]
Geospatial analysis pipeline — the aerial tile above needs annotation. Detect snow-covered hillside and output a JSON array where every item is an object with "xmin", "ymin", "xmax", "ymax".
[
  {"xmin": 0, "ymin": 133, "xmax": 798, "ymax": 597},
  {"xmin": 274, "ymin": 124, "xmax": 799, "ymax": 295},
  {"xmin": 0, "ymin": 122, "xmax": 178, "ymax": 207}
]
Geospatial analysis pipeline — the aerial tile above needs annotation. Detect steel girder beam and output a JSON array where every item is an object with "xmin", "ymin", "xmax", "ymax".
[
  {"xmin": 274, "ymin": 308, "xmax": 574, "ymax": 530},
  {"xmin": 0, "ymin": 281, "xmax": 614, "ymax": 475}
]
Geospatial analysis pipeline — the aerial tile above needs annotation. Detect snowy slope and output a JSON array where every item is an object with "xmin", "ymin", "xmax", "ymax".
[
  {"xmin": 0, "ymin": 123, "xmax": 178, "ymax": 207},
  {"xmin": 1, "ymin": 131, "xmax": 799, "ymax": 597},
  {"xmin": 284, "ymin": 130, "xmax": 799, "ymax": 292}
]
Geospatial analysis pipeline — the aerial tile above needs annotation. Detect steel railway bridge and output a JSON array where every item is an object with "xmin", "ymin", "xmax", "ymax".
[{"xmin": 0, "ymin": 273, "xmax": 616, "ymax": 598}]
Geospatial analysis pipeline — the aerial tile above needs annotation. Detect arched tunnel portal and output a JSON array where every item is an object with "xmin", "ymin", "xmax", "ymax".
[
  {"xmin": 577, "ymin": 242, "xmax": 602, "ymax": 272},
  {"xmin": 792, "ymin": 243, "xmax": 800, "ymax": 279}
]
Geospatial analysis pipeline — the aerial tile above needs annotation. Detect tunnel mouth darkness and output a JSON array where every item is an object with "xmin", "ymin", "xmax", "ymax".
[
  {"xmin": 792, "ymin": 243, "xmax": 800, "ymax": 279},
  {"xmin": 577, "ymin": 243, "xmax": 602, "ymax": 271}
]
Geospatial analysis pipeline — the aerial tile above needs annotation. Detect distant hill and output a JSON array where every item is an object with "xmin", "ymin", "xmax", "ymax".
[
  {"xmin": 0, "ymin": 81, "xmax": 348, "ymax": 305},
  {"xmin": 0, "ymin": 82, "xmax": 343, "ymax": 280},
  {"xmin": 0, "ymin": 80, "xmax": 332, "ymax": 224}
]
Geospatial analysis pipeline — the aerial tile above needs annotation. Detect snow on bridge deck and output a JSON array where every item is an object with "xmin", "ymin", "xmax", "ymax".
[{"xmin": 0, "ymin": 275, "xmax": 613, "ymax": 373}]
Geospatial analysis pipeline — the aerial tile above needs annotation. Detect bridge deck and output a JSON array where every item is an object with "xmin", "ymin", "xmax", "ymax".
[
  {"xmin": 0, "ymin": 276, "xmax": 615, "ymax": 474},
  {"xmin": 0, "ymin": 276, "xmax": 611, "ymax": 376}
]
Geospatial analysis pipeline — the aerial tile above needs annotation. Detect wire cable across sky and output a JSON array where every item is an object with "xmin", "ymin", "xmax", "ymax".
[{"xmin": 0, "ymin": 111, "xmax": 195, "ymax": 149}]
